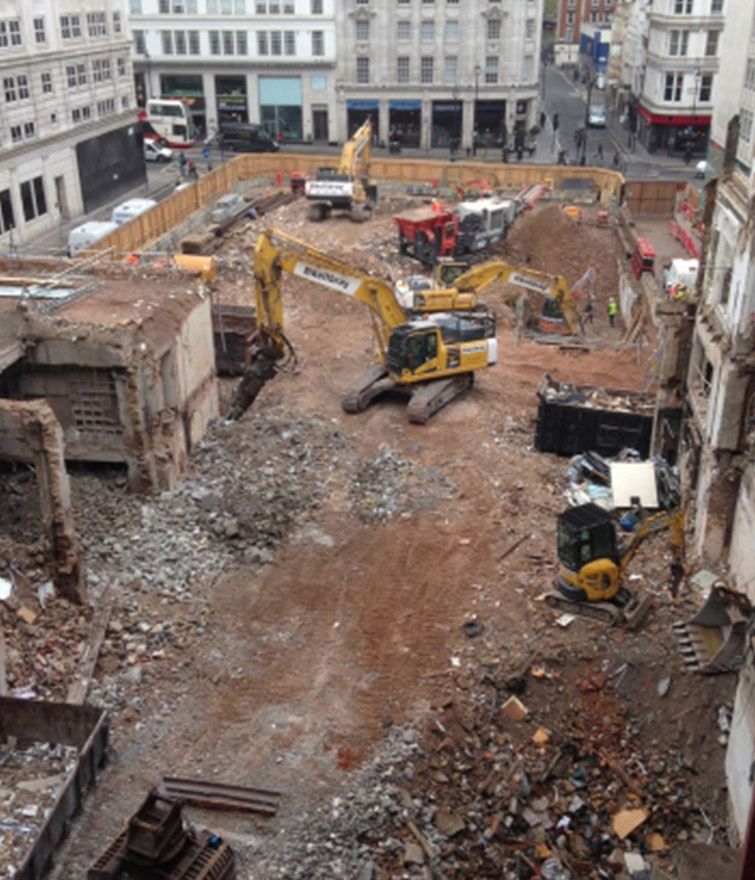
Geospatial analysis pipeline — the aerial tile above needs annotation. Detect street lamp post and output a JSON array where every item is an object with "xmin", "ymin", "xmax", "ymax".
[{"xmin": 473, "ymin": 64, "xmax": 481, "ymax": 155}]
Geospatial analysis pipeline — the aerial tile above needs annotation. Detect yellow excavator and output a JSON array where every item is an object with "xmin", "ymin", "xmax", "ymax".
[
  {"xmin": 227, "ymin": 228, "xmax": 497, "ymax": 422},
  {"xmin": 546, "ymin": 503, "xmax": 685, "ymax": 628},
  {"xmin": 304, "ymin": 118, "xmax": 376, "ymax": 222},
  {"xmin": 446, "ymin": 259, "xmax": 586, "ymax": 335}
]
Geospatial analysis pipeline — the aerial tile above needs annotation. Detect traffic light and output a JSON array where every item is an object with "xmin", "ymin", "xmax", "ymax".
[{"xmin": 553, "ymin": 113, "xmax": 560, "ymax": 131}]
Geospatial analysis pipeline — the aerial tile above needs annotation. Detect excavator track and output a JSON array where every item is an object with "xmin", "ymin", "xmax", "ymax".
[
  {"xmin": 406, "ymin": 374, "xmax": 474, "ymax": 424},
  {"xmin": 341, "ymin": 365, "xmax": 397, "ymax": 413},
  {"xmin": 544, "ymin": 589, "xmax": 652, "ymax": 629},
  {"xmin": 544, "ymin": 592, "xmax": 623, "ymax": 626}
]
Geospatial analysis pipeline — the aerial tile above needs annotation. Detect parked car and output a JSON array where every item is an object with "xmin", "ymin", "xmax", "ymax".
[
  {"xmin": 67, "ymin": 221, "xmax": 119, "ymax": 257},
  {"xmin": 144, "ymin": 140, "xmax": 174, "ymax": 163},
  {"xmin": 587, "ymin": 106, "xmax": 607, "ymax": 128},
  {"xmin": 210, "ymin": 192, "xmax": 247, "ymax": 224},
  {"xmin": 219, "ymin": 123, "xmax": 279, "ymax": 153},
  {"xmin": 111, "ymin": 198, "xmax": 157, "ymax": 226}
]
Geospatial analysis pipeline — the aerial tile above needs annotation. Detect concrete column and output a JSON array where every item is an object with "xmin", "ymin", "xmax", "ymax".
[
  {"xmin": 692, "ymin": 448, "xmax": 743, "ymax": 562},
  {"xmin": 0, "ymin": 400, "xmax": 86, "ymax": 604},
  {"xmin": 462, "ymin": 98, "xmax": 475, "ymax": 153},
  {"xmin": 121, "ymin": 368, "xmax": 158, "ymax": 494},
  {"xmin": 204, "ymin": 72, "xmax": 218, "ymax": 132},
  {"xmin": 378, "ymin": 99, "xmax": 389, "ymax": 147}
]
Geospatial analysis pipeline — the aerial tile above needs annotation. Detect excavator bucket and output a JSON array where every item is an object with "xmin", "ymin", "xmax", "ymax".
[{"xmin": 672, "ymin": 586, "xmax": 752, "ymax": 674}]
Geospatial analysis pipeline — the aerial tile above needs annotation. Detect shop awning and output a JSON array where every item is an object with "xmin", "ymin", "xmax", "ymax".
[
  {"xmin": 389, "ymin": 99, "xmax": 422, "ymax": 111},
  {"xmin": 347, "ymin": 99, "xmax": 379, "ymax": 110},
  {"xmin": 638, "ymin": 106, "xmax": 711, "ymax": 126}
]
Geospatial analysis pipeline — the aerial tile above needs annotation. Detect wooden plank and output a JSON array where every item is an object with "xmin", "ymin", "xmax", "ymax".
[{"xmin": 67, "ymin": 586, "xmax": 115, "ymax": 705}]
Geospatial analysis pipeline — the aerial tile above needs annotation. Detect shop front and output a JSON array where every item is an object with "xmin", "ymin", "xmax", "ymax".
[
  {"xmin": 637, "ymin": 106, "xmax": 711, "ymax": 157},
  {"xmin": 431, "ymin": 101, "xmax": 463, "ymax": 149},
  {"xmin": 161, "ymin": 74, "xmax": 206, "ymax": 134},
  {"xmin": 259, "ymin": 77, "xmax": 303, "ymax": 142},
  {"xmin": 474, "ymin": 100, "xmax": 506, "ymax": 148},
  {"xmin": 346, "ymin": 100, "xmax": 379, "ymax": 139},
  {"xmin": 216, "ymin": 75, "xmax": 248, "ymax": 126},
  {"xmin": 389, "ymin": 100, "xmax": 421, "ymax": 148}
]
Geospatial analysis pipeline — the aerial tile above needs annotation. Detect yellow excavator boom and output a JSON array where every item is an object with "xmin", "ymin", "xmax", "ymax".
[
  {"xmin": 337, "ymin": 118, "xmax": 373, "ymax": 179},
  {"xmin": 450, "ymin": 260, "xmax": 584, "ymax": 335}
]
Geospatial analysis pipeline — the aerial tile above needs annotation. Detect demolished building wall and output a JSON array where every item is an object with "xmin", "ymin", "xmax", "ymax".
[{"xmin": 0, "ymin": 275, "xmax": 219, "ymax": 493}]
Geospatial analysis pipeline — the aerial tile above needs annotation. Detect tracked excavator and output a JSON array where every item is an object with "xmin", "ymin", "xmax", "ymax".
[
  {"xmin": 545, "ymin": 503, "xmax": 685, "ymax": 628},
  {"xmin": 436, "ymin": 259, "xmax": 586, "ymax": 335},
  {"xmin": 227, "ymin": 228, "xmax": 497, "ymax": 422},
  {"xmin": 304, "ymin": 118, "xmax": 377, "ymax": 222}
]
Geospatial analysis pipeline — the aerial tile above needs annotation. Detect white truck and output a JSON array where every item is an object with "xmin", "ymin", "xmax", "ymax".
[{"xmin": 67, "ymin": 221, "xmax": 119, "ymax": 257}]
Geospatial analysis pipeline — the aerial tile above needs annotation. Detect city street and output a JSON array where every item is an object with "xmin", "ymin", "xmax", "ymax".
[{"xmin": 541, "ymin": 64, "xmax": 699, "ymax": 181}]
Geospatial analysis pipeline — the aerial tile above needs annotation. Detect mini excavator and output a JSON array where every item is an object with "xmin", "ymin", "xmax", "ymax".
[
  {"xmin": 546, "ymin": 503, "xmax": 685, "ymax": 628},
  {"xmin": 227, "ymin": 228, "xmax": 497, "ymax": 423}
]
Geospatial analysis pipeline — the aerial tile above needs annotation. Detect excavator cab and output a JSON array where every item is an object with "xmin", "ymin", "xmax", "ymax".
[
  {"xmin": 556, "ymin": 504, "xmax": 621, "ymax": 602},
  {"xmin": 538, "ymin": 298, "xmax": 570, "ymax": 335}
]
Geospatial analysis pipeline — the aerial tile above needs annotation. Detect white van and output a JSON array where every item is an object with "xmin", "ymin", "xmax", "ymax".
[
  {"xmin": 67, "ymin": 221, "xmax": 119, "ymax": 257},
  {"xmin": 111, "ymin": 198, "xmax": 157, "ymax": 227},
  {"xmin": 144, "ymin": 140, "xmax": 174, "ymax": 163}
]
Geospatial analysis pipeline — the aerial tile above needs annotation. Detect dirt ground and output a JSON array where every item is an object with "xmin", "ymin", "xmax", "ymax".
[{"xmin": 4, "ymin": 196, "xmax": 735, "ymax": 879}]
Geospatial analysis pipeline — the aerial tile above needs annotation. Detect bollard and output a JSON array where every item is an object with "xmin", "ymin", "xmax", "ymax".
[{"xmin": 275, "ymin": 171, "xmax": 283, "ymax": 186}]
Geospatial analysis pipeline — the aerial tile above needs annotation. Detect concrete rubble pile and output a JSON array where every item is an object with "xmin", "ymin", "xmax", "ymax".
[
  {"xmin": 0, "ymin": 741, "xmax": 78, "ymax": 875},
  {"xmin": 245, "ymin": 656, "xmax": 727, "ymax": 880}
]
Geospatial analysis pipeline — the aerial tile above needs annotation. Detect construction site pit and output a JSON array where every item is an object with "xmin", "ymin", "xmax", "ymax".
[{"xmin": 0, "ymin": 189, "xmax": 736, "ymax": 880}]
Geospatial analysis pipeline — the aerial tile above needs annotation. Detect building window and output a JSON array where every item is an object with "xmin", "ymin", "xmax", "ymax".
[
  {"xmin": 82, "ymin": 105, "xmax": 91, "ymax": 119},
  {"xmin": 257, "ymin": 31, "xmax": 268, "ymax": 54},
  {"xmin": 567, "ymin": 11, "xmax": 574, "ymax": 23},
  {"xmin": 20, "ymin": 178, "xmax": 47, "ymax": 223},
  {"xmin": 397, "ymin": 56, "xmax": 410, "ymax": 83},
  {"xmin": 699, "ymin": 73, "xmax": 713, "ymax": 101},
  {"xmin": 97, "ymin": 98, "xmax": 115, "ymax": 115},
  {"xmin": 161, "ymin": 30, "xmax": 173, "ymax": 53},
  {"xmin": 4, "ymin": 77, "xmax": 16, "ymax": 103},
  {"xmin": 130, "ymin": 0, "xmax": 142, "ymax": 12},
  {"xmin": 60, "ymin": 14, "xmax": 81, "ymax": 39},
  {"xmin": 77, "ymin": 63, "xmax": 86, "ymax": 85},
  {"xmin": 66, "ymin": 65, "xmax": 76, "ymax": 88},
  {"xmin": 189, "ymin": 30, "xmax": 200, "ymax": 53},
  {"xmin": 525, "ymin": 18, "xmax": 535, "ymax": 38},
  {"xmin": 86, "ymin": 12, "xmax": 107, "ymax": 37},
  {"xmin": 523, "ymin": 55, "xmax": 534, "ymax": 81},
  {"xmin": 673, "ymin": 0, "xmax": 692, "ymax": 12},
  {"xmin": 741, "ymin": 108, "xmax": 753, "ymax": 142},
  {"xmin": 711, "ymin": 0, "xmax": 723, "ymax": 11},
  {"xmin": 421, "ymin": 20, "xmax": 434, "ymax": 41},
  {"xmin": 113, "ymin": 12, "xmax": 122, "ymax": 33},
  {"xmin": 356, "ymin": 20, "xmax": 369, "ymax": 41},
  {"xmin": 117, "ymin": 57, "xmax": 126, "ymax": 76},
  {"xmin": 0, "ymin": 18, "xmax": 22, "ymax": 46},
  {"xmin": 271, "ymin": 30, "xmax": 282, "ymax": 54},
  {"xmin": 11, "ymin": 124, "xmax": 22, "ymax": 142},
  {"xmin": 421, "ymin": 55, "xmax": 433, "ymax": 83},
  {"xmin": 445, "ymin": 20, "xmax": 459, "ymax": 40},
  {"xmin": 284, "ymin": 29, "xmax": 294, "ymax": 53},
  {"xmin": 444, "ymin": 55, "xmax": 457, "ymax": 85},
  {"xmin": 41, "ymin": 72, "xmax": 53, "ymax": 93},
  {"xmin": 17, "ymin": 74, "xmax": 29, "ymax": 99},
  {"xmin": 237, "ymin": 30, "xmax": 247, "ymax": 53},
  {"xmin": 0, "ymin": 189, "xmax": 15, "ymax": 235},
  {"xmin": 669, "ymin": 30, "xmax": 688, "ymax": 56},
  {"xmin": 133, "ymin": 29, "xmax": 146, "ymax": 53},
  {"xmin": 356, "ymin": 56, "xmax": 370, "ymax": 84},
  {"xmin": 705, "ymin": 30, "xmax": 719, "ymax": 56},
  {"xmin": 311, "ymin": 0, "xmax": 323, "ymax": 11},
  {"xmin": 121, "ymin": 95, "xmax": 130, "ymax": 109},
  {"xmin": 222, "ymin": 30, "xmax": 234, "ymax": 53},
  {"xmin": 209, "ymin": 30, "xmax": 220, "ymax": 53},
  {"xmin": 485, "ymin": 55, "xmax": 498, "ymax": 84},
  {"xmin": 398, "ymin": 21, "xmax": 410, "ymax": 41},
  {"xmin": 311, "ymin": 30, "xmax": 324, "ymax": 55},
  {"xmin": 72, "ymin": 108, "xmax": 81, "ymax": 122},
  {"xmin": 746, "ymin": 58, "xmax": 755, "ymax": 90},
  {"xmin": 34, "ymin": 17, "xmax": 46, "ymax": 43},
  {"xmin": 664, "ymin": 72, "xmax": 682, "ymax": 101},
  {"xmin": 175, "ymin": 30, "xmax": 187, "ymax": 53},
  {"xmin": 23, "ymin": 122, "xmax": 35, "ymax": 139}
]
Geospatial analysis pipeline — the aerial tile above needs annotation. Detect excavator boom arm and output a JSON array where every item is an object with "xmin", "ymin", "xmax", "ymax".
[
  {"xmin": 451, "ymin": 260, "xmax": 583, "ymax": 335},
  {"xmin": 337, "ymin": 118, "xmax": 373, "ymax": 178}
]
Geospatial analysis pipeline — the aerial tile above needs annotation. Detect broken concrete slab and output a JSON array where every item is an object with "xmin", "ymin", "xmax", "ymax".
[
  {"xmin": 612, "ymin": 807, "xmax": 649, "ymax": 839},
  {"xmin": 500, "ymin": 695, "xmax": 528, "ymax": 722}
]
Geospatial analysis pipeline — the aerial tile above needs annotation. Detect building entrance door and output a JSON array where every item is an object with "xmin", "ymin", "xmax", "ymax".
[
  {"xmin": 54, "ymin": 176, "xmax": 69, "ymax": 220},
  {"xmin": 312, "ymin": 107, "xmax": 328, "ymax": 141}
]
